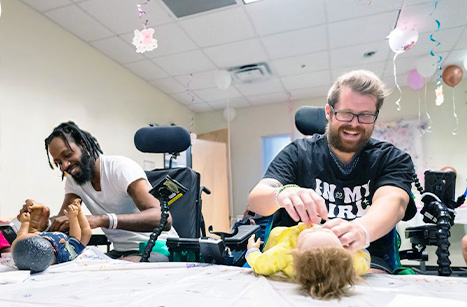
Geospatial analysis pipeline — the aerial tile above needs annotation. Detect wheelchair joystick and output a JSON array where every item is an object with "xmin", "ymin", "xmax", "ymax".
[{"xmin": 140, "ymin": 175, "xmax": 187, "ymax": 262}]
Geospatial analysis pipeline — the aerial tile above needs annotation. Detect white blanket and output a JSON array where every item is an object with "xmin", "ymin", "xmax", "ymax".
[{"xmin": 0, "ymin": 247, "xmax": 466, "ymax": 306}]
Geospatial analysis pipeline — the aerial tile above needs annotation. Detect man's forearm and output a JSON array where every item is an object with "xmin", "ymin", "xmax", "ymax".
[
  {"xmin": 358, "ymin": 186, "xmax": 408, "ymax": 242},
  {"xmin": 248, "ymin": 179, "xmax": 282, "ymax": 216},
  {"xmin": 92, "ymin": 208, "xmax": 172, "ymax": 232}
]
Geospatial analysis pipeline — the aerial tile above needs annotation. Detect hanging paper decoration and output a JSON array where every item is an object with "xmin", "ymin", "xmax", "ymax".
[
  {"xmin": 429, "ymin": 1, "xmax": 443, "ymax": 84},
  {"xmin": 186, "ymin": 73, "xmax": 195, "ymax": 104},
  {"xmin": 133, "ymin": 28, "xmax": 158, "ymax": 53},
  {"xmin": 132, "ymin": 0, "xmax": 158, "ymax": 53},
  {"xmin": 435, "ymin": 85, "xmax": 444, "ymax": 106},
  {"xmin": 388, "ymin": 27, "xmax": 418, "ymax": 111}
]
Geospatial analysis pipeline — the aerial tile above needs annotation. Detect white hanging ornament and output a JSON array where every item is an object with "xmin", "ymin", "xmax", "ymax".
[
  {"xmin": 215, "ymin": 70, "xmax": 232, "ymax": 90},
  {"xmin": 223, "ymin": 107, "xmax": 236, "ymax": 122}
]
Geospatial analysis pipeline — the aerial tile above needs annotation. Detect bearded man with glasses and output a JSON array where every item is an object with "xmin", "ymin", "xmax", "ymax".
[{"xmin": 248, "ymin": 70, "xmax": 416, "ymax": 274}]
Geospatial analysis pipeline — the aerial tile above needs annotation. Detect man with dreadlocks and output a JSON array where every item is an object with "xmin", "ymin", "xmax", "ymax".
[{"xmin": 21, "ymin": 121, "xmax": 176, "ymax": 260}]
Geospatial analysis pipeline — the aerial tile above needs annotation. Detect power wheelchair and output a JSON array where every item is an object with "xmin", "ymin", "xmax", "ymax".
[{"xmin": 134, "ymin": 125, "xmax": 260, "ymax": 265}]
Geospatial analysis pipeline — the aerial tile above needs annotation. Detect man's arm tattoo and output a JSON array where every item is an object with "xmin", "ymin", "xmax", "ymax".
[{"xmin": 262, "ymin": 178, "xmax": 283, "ymax": 188}]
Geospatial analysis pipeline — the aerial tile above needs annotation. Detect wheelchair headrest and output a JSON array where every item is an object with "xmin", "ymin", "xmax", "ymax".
[
  {"xmin": 134, "ymin": 125, "xmax": 191, "ymax": 154},
  {"xmin": 295, "ymin": 106, "xmax": 328, "ymax": 135}
]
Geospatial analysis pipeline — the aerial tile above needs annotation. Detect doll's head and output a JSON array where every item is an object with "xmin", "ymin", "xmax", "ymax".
[
  {"xmin": 293, "ymin": 226, "xmax": 359, "ymax": 300},
  {"xmin": 13, "ymin": 236, "xmax": 55, "ymax": 273}
]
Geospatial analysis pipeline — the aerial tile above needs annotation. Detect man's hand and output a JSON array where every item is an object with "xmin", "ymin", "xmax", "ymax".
[
  {"xmin": 276, "ymin": 187, "xmax": 328, "ymax": 226},
  {"xmin": 322, "ymin": 218, "xmax": 368, "ymax": 252},
  {"xmin": 247, "ymin": 235, "xmax": 261, "ymax": 250},
  {"xmin": 51, "ymin": 213, "xmax": 102, "ymax": 231}
]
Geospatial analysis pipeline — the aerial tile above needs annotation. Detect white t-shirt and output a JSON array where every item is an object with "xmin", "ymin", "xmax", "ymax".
[{"xmin": 65, "ymin": 155, "xmax": 177, "ymax": 251}]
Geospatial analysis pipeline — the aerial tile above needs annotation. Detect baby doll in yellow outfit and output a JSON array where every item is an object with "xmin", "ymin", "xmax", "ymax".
[{"xmin": 246, "ymin": 223, "xmax": 370, "ymax": 300}]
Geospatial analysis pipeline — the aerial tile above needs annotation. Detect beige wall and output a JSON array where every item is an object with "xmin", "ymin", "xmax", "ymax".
[{"xmin": 0, "ymin": 0, "xmax": 193, "ymax": 219}]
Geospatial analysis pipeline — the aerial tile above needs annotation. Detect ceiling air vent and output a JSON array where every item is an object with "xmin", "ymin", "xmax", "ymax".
[
  {"xmin": 162, "ymin": 0, "xmax": 237, "ymax": 18},
  {"xmin": 229, "ymin": 62, "xmax": 271, "ymax": 83}
]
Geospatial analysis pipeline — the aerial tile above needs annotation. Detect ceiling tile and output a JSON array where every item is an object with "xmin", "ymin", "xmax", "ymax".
[
  {"xmin": 262, "ymin": 26, "xmax": 327, "ymax": 59},
  {"xmin": 271, "ymin": 51, "xmax": 329, "ymax": 77},
  {"xmin": 44, "ymin": 5, "xmax": 114, "ymax": 41},
  {"xmin": 22, "ymin": 0, "xmax": 73, "ymax": 12},
  {"xmin": 91, "ymin": 37, "xmax": 146, "ymax": 63},
  {"xmin": 245, "ymin": 0, "xmax": 326, "ymax": 36},
  {"xmin": 175, "ymin": 70, "xmax": 220, "ymax": 90},
  {"xmin": 442, "ymin": 49, "xmax": 467, "ymax": 66},
  {"xmin": 203, "ymin": 39, "xmax": 268, "ymax": 68},
  {"xmin": 150, "ymin": 78, "xmax": 187, "ymax": 94},
  {"xmin": 281, "ymin": 71, "xmax": 331, "ymax": 91},
  {"xmin": 119, "ymin": 23, "xmax": 197, "ymax": 58},
  {"xmin": 124, "ymin": 60, "xmax": 168, "ymax": 80},
  {"xmin": 247, "ymin": 91, "xmax": 288, "ymax": 106},
  {"xmin": 330, "ymin": 40, "xmax": 390, "ymax": 69},
  {"xmin": 453, "ymin": 29, "xmax": 467, "ymax": 50},
  {"xmin": 289, "ymin": 86, "xmax": 329, "ymax": 101},
  {"xmin": 208, "ymin": 97, "xmax": 251, "ymax": 110},
  {"xmin": 151, "ymin": 50, "xmax": 216, "ymax": 76},
  {"xmin": 235, "ymin": 78, "xmax": 284, "ymax": 96},
  {"xmin": 326, "ymin": 0, "xmax": 402, "ymax": 23},
  {"xmin": 188, "ymin": 103, "xmax": 215, "ymax": 112},
  {"xmin": 170, "ymin": 92, "xmax": 205, "ymax": 105},
  {"xmin": 193, "ymin": 87, "xmax": 242, "ymax": 102},
  {"xmin": 178, "ymin": 7, "xmax": 255, "ymax": 47},
  {"xmin": 332, "ymin": 61, "xmax": 387, "ymax": 81},
  {"xmin": 328, "ymin": 11, "xmax": 398, "ymax": 49},
  {"xmin": 78, "ymin": 0, "xmax": 173, "ymax": 35}
]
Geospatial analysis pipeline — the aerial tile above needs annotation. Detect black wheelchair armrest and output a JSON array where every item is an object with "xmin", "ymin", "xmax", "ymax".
[{"xmin": 88, "ymin": 234, "xmax": 111, "ymax": 253}]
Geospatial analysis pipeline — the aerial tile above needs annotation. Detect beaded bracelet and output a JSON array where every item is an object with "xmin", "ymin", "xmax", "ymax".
[{"xmin": 274, "ymin": 184, "xmax": 300, "ymax": 206}]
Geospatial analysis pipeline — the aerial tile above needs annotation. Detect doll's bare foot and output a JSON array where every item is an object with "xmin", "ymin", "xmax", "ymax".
[{"xmin": 25, "ymin": 200, "xmax": 50, "ymax": 233}]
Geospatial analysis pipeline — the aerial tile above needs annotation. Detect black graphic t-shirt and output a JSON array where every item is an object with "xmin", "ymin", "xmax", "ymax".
[{"xmin": 264, "ymin": 134, "xmax": 415, "ymax": 265}]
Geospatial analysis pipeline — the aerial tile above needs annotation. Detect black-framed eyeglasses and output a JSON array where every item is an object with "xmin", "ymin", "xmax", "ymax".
[{"xmin": 329, "ymin": 106, "xmax": 378, "ymax": 124}]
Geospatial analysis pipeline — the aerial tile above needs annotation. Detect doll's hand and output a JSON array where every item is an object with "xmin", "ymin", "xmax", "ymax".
[
  {"xmin": 72, "ymin": 198, "xmax": 82, "ymax": 211},
  {"xmin": 64, "ymin": 204, "xmax": 79, "ymax": 218},
  {"xmin": 19, "ymin": 212, "xmax": 31, "ymax": 223},
  {"xmin": 247, "ymin": 234, "xmax": 261, "ymax": 250}
]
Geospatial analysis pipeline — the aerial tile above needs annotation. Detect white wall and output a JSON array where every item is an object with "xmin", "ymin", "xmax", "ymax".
[
  {"xmin": 0, "ymin": 0, "xmax": 194, "ymax": 219},
  {"xmin": 197, "ymin": 80, "xmax": 467, "ymax": 266}
]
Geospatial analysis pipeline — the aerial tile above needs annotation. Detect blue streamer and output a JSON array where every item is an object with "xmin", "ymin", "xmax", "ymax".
[{"xmin": 429, "ymin": 1, "xmax": 442, "ymax": 84}]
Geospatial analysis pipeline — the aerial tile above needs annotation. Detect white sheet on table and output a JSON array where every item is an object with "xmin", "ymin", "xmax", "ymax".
[{"xmin": 0, "ymin": 249, "xmax": 467, "ymax": 307}]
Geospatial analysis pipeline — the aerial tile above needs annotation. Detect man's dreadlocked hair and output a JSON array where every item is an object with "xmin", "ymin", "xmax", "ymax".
[{"xmin": 45, "ymin": 121, "xmax": 103, "ymax": 170}]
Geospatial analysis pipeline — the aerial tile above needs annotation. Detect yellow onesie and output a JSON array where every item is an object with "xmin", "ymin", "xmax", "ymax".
[{"xmin": 246, "ymin": 223, "xmax": 371, "ymax": 277}]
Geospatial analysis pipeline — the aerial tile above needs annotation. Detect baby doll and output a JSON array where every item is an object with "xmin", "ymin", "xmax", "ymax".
[
  {"xmin": 12, "ymin": 199, "xmax": 92, "ymax": 272},
  {"xmin": 246, "ymin": 223, "xmax": 370, "ymax": 300}
]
